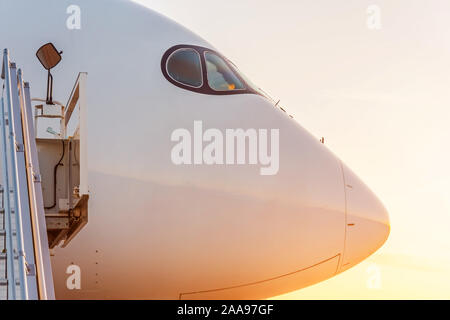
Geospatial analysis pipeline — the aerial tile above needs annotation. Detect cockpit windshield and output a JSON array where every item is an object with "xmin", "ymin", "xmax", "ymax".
[
  {"xmin": 204, "ymin": 52, "xmax": 244, "ymax": 91},
  {"xmin": 166, "ymin": 48, "xmax": 203, "ymax": 88}
]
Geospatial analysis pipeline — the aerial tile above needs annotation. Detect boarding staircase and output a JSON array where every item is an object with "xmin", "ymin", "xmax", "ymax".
[{"xmin": 0, "ymin": 49, "xmax": 89, "ymax": 299}]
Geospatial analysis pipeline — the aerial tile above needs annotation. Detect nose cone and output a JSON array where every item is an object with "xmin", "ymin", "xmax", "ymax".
[{"xmin": 341, "ymin": 163, "xmax": 390, "ymax": 270}]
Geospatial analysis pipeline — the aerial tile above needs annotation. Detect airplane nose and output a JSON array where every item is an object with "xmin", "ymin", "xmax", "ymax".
[{"xmin": 340, "ymin": 162, "xmax": 390, "ymax": 270}]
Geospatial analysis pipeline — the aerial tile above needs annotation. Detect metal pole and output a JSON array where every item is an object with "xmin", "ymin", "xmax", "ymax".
[
  {"xmin": 3, "ymin": 49, "xmax": 27, "ymax": 299},
  {"xmin": 18, "ymin": 69, "xmax": 55, "ymax": 299},
  {"xmin": 0, "ymin": 96, "xmax": 16, "ymax": 300}
]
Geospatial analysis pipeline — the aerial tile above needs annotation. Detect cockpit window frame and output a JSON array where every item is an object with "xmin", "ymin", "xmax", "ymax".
[{"xmin": 161, "ymin": 44, "xmax": 261, "ymax": 96}]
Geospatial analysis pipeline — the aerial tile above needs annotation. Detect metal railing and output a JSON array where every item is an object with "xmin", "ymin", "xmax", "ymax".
[{"xmin": 0, "ymin": 49, "xmax": 55, "ymax": 299}]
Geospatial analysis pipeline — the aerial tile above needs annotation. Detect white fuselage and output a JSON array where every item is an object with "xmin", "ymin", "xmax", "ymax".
[{"xmin": 0, "ymin": 0, "xmax": 389, "ymax": 299}]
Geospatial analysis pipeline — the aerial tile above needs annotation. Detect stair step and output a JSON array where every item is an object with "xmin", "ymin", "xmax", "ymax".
[
  {"xmin": 0, "ymin": 209, "xmax": 15, "ymax": 214},
  {"xmin": 0, "ymin": 253, "xmax": 20, "ymax": 260},
  {"xmin": 0, "ymin": 229, "xmax": 17, "ymax": 236},
  {"xmin": 0, "ymin": 279, "xmax": 21, "ymax": 286}
]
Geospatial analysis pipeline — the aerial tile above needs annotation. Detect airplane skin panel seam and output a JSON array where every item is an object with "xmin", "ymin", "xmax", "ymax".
[
  {"xmin": 335, "ymin": 254, "xmax": 341, "ymax": 275},
  {"xmin": 339, "ymin": 160, "xmax": 348, "ymax": 271},
  {"xmin": 178, "ymin": 254, "xmax": 341, "ymax": 300}
]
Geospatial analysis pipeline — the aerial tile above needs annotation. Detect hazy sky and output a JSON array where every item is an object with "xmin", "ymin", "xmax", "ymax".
[{"xmin": 134, "ymin": 0, "xmax": 450, "ymax": 298}]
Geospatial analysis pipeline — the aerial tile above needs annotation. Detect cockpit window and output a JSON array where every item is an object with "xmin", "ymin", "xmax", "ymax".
[
  {"xmin": 204, "ymin": 52, "xmax": 245, "ymax": 91},
  {"xmin": 161, "ymin": 45, "xmax": 263, "ymax": 96},
  {"xmin": 166, "ymin": 48, "xmax": 203, "ymax": 88}
]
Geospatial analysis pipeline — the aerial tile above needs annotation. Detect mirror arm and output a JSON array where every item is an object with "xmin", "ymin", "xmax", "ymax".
[{"xmin": 46, "ymin": 70, "xmax": 54, "ymax": 105}]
